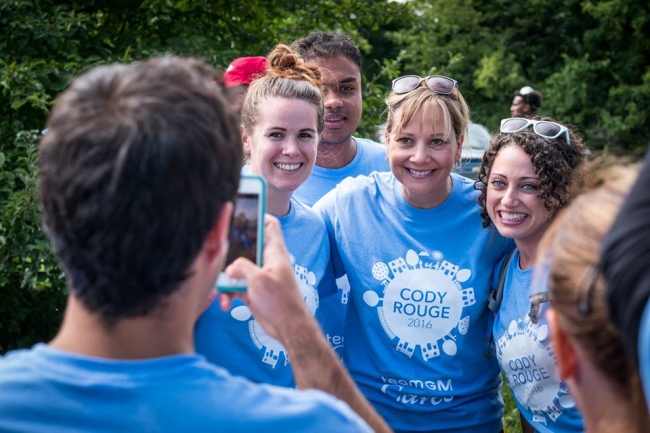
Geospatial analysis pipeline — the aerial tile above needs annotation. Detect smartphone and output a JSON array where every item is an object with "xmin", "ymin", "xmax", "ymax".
[{"xmin": 217, "ymin": 175, "xmax": 266, "ymax": 292}]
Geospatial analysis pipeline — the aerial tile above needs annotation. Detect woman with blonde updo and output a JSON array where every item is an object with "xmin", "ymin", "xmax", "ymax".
[
  {"xmin": 195, "ymin": 44, "xmax": 339, "ymax": 387},
  {"xmin": 541, "ymin": 163, "xmax": 650, "ymax": 433}
]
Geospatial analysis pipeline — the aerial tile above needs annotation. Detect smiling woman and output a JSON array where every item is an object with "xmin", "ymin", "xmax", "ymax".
[
  {"xmin": 477, "ymin": 116, "xmax": 589, "ymax": 433},
  {"xmin": 194, "ymin": 44, "xmax": 341, "ymax": 388},
  {"xmin": 314, "ymin": 75, "xmax": 513, "ymax": 432},
  {"xmin": 243, "ymin": 97, "xmax": 319, "ymax": 214}
]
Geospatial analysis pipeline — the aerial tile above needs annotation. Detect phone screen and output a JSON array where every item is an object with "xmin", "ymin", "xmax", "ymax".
[
  {"xmin": 217, "ymin": 175, "xmax": 266, "ymax": 291},
  {"xmin": 224, "ymin": 192, "xmax": 260, "ymax": 268}
]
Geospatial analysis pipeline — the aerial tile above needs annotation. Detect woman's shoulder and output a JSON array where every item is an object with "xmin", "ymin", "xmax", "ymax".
[
  {"xmin": 316, "ymin": 172, "xmax": 391, "ymax": 209},
  {"xmin": 450, "ymin": 173, "xmax": 481, "ymax": 199},
  {"xmin": 291, "ymin": 197, "xmax": 326, "ymax": 224}
]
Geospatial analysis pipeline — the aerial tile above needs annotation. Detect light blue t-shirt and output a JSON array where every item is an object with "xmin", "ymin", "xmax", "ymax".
[
  {"xmin": 315, "ymin": 172, "xmax": 513, "ymax": 432},
  {"xmin": 0, "ymin": 344, "xmax": 370, "ymax": 432},
  {"xmin": 294, "ymin": 136, "xmax": 389, "ymax": 207},
  {"xmin": 296, "ymin": 136, "xmax": 388, "ymax": 357},
  {"xmin": 640, "ymin": 300, "xmax": 650, "ymax": 411},
  {"xmin": 195, "ymin": 198, "xmax": 337, "ymax": 386},
  {"xmin": 493, "ymin": 250, "xmax": 583, "ymax": 433}
]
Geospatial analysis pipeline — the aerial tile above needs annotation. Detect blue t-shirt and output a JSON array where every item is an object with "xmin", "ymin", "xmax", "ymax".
[
  {"xmin": 315, "ymin": 172, "xmax": 513, "ymax": 432},
  {"xmin": 293, "ymin": 136, "xmax": 389, "ymax": 207},
  {"xmin": 296, "ymin": 136, "xmax": 388, "ymax": 356},
  {"xmin": 493, "ymin": 250, "xmax": 583, "ymax": 433},
  {"xmin": 195, "ymin": 198, "xmax": 337, "ymax": 386},
  {"xmin": 0, "ymin": 344, "xmax": 370, "ymax": 432},
  {"xmin": 640, "ymin": 299, "xmax": 650, "ymax": 411}
]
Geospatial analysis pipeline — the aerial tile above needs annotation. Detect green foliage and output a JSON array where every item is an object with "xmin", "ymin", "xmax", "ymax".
[
  {"xmin": 0, "ymin": 127, "xmax": 67, "ymax": 353},
  {"xmin": 501, "ymin": 377, "xmax": 522, "ymax": 433},
  {"xmin": 388, "ymin": 0, "xmax": 650, "ymax": 150}
]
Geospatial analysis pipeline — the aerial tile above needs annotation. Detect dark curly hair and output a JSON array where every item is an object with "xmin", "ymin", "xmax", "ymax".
[{"xmin": 476, "ymin": 116, "xmax": 589, "ymax": 228}]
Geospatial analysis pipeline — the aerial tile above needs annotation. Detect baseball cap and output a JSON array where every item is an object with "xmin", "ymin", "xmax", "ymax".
[{"xmin": 223, "ymin": 56, "xmax": 268, "ymax": 87}]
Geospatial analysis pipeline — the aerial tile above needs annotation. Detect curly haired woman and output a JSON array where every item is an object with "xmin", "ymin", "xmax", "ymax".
[{"xmin": 477, "ymin": 116, "xmax": 589, "ymax": 432}]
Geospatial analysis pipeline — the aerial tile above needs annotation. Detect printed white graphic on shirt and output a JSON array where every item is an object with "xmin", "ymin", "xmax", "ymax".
[
  {"xmin": 497, "ymin": 314, "xmax": 576, "ymax": 425},
  {"xmin": 230, "ymin": 254, "xmax": 319, "ymax": 368},
  {"xmin": 337, "ymin": 274, "xmax": 350, "ymax": 304},
  {"xmin": 379, "ymin": 374, "xmax": 455, "ymax": 406},
  {"xmin": 365, "ymin": 249, "xmax": 475, "ymax": 360}
]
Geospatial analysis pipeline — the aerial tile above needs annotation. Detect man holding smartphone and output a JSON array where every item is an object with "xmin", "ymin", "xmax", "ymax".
[{"xmin": 0, "ymin": 57, "xmax": 389, "ymax": 433}]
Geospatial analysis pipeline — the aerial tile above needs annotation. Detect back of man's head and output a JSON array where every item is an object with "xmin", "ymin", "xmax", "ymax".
[
  {"xmin": 39, "ymin": 56, "xmax": 242, "ymax": 325},
  {"xmin": 291, "ymin": 30, "xmax": 362, "ymax": 70}
]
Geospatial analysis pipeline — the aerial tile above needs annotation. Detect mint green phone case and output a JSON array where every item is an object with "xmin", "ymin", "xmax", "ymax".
[{"xmin": 218, "ymin": 174, "xmax": 266, "ymax": 292}]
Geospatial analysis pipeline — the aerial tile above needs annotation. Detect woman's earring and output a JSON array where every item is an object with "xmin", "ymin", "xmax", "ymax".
[{"xmin": 454, "ymin": 160, "xmax": 461, "ymax": 168}]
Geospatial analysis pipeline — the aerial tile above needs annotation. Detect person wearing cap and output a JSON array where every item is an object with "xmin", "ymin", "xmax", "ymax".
[
  {"xmin": 510, "ymin": 86, "xmax": 543, "ymax": 118},
  {"xmin": 223, "ymin": 56, "xmax": 268, "ymax": 115}
]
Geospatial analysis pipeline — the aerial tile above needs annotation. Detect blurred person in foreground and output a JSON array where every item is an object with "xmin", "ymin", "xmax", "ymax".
[
  {"xmin": 601, "ymin": 151, "xmax": 650, "ymax": 412},
  {"xmin": 0, "ymin": 56, "xmax": 390, "ymax": 433},
  {"xmin": 541, "ymin": 161, "xmax": 650, "ymax": 432}
]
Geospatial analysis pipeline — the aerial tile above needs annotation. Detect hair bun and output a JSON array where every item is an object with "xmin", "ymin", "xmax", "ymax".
[{"xmin": 266, "ymin": 44, "xmax": 322, "ymax": 89}]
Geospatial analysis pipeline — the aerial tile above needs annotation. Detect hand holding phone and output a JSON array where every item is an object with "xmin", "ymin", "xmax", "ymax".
[
  {"xmin": 217, "ymin": 175, "xmax": 266, "ymax": 292},
  {"xmin": 219, "ymin": 215, "xmax": 312, "ymax": 340}
]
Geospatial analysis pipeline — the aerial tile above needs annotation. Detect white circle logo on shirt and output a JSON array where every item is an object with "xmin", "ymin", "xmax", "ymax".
[
  {"xmin": 364, "ymin": 249, "xmax": 475, "ymax": 360},
  {"xmin": 497, "ymin": 315, "xmax": 576, "ymax": 424},
  {"xmin": 231, "ymin": 257, "xmax": 319, "ymax": 368}
]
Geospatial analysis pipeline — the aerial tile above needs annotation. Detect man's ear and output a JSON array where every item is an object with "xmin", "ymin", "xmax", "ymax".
[
  {"xmin": 548, "ymin": 308, "xmax": 578, "ymax": 380},
  {"xmin": 204, "ymin": 202, "xmax": 233, "ymax": 262}
]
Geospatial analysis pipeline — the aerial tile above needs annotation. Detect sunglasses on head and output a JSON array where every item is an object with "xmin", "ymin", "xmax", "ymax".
[
  {"xmin": 500, "ymin": 117, "xmax": 571, "ymax": 146},
  {"xmin": 392, "ymin": 75, "xmax": 458, "ymax": 95}
]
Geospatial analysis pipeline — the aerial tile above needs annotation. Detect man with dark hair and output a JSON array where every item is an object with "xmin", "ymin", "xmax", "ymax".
[
  {"xmin": 290, "ymin": 31, "xmax": 389, "ymax": 360},
  {"xmin": 0, "ymin": 56, "xmax": 389, "ymax": 433},
  {"xmin": 291, "ymin": 30, "xmax": 389, "ymax": 207},
  {"xmin": 510, "ymin": 85, "xmax": 543, "ymax": 117}
]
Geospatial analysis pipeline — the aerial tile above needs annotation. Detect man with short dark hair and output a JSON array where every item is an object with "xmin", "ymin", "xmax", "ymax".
[
  {"xmin": 290, "ymin": 31, "xmax": 390, "ymax": 360},
  {"xmin": 0, "ymin": 56, "xmax": 389, "ymax": 433},
  {"xmin": 291, "ymin": 30, "xmax": 389, "ymax": 206},
  {"xmin": 510, "ymin": 85, "xmax": 543, "ymax": 118}
]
